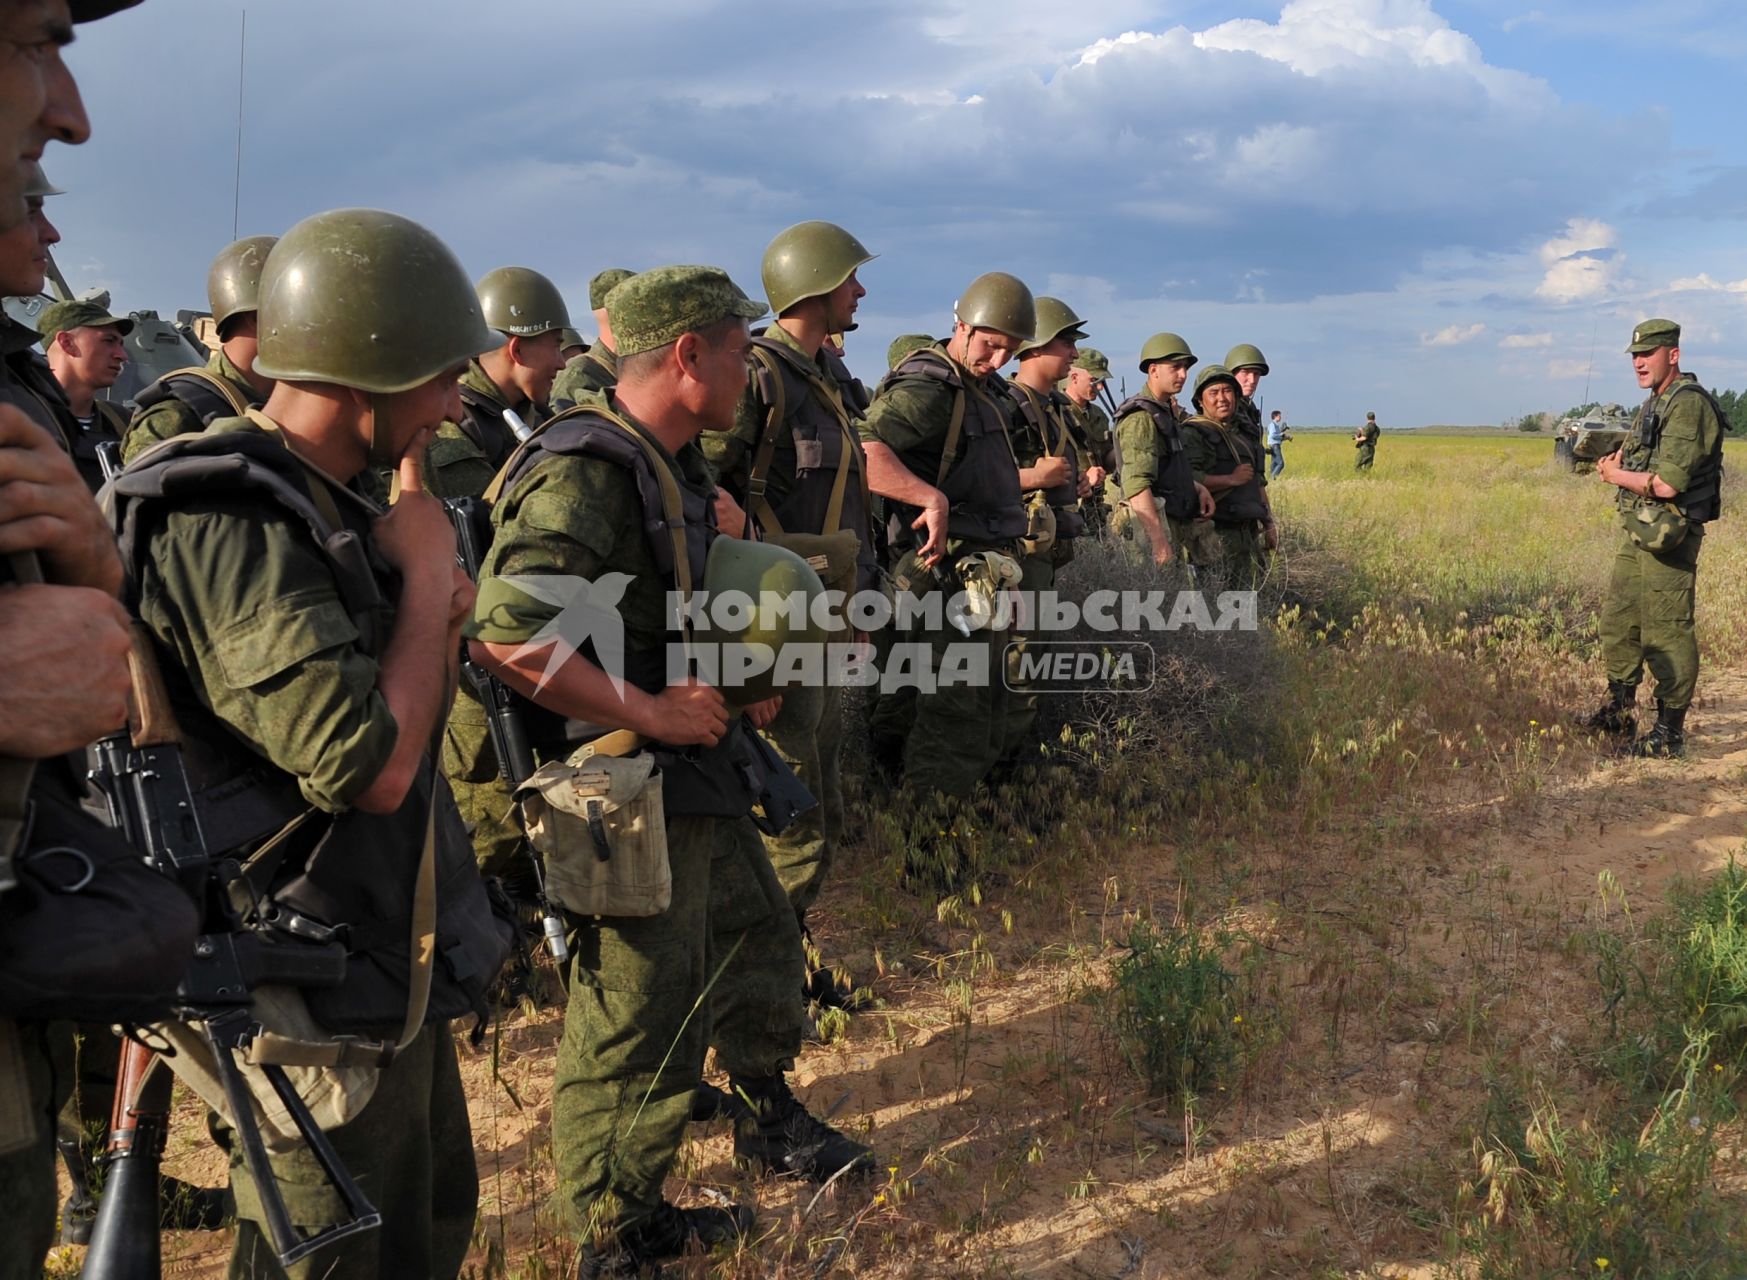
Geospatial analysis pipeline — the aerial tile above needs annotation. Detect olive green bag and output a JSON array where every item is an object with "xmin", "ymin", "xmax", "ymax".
[{"xmin": 517, "ymin": 746, "xmax": 670, "ymax": 917}]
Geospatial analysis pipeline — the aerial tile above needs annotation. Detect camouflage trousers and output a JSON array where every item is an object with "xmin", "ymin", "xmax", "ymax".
[
  {"xmin": 441, "ymin": 699, "xmax": 523, "ymax": 882},
  {"xmin": 1355, "ymin": 445, "xmax": 1376, "ymax": 470},
  {"xmin": 865, "ymin": 549, "xmax": 1014, "ymax": 799},
  {"xmin": 1002, "ymin": 551, "xmax": 1059, "ymax": 762},
  {"xmin": 0, "ymin": 1020, "xmax": 70, "ymax": 1280},
  {"xmin": 227, "ymin": 1024, "xmax": 476, "ymax": 1280},
  {"xmin": 756, "ymin": 680, "xmax": 846, "ymax": 922},
  {"xmin": 1205, "ymin": 522, "xmax": 1270, "ymax": 591},
  {"xmin": 553, "ymin": 814, "xmax": 804, "ymax": 1237},
  {"xmin": 1601, "ymin": 527, "xmax": 1703, "ymax": 710}
]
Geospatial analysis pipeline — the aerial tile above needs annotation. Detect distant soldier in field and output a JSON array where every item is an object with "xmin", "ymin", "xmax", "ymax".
[
  {"xmin": 38, "ymin": 296, "xmax": 129, "ymax": 490},
  {"xmin": 550, "ymin": 267, "xmax": 634, "ymax": 407},
  {"xmin": 424, "ymin": 265, "xmax": 570, "ymax": 498},
  {"xmin": 1113, "ymin": 332, "xmax": 1213, "ymax": 569},
  {"xmin": 1354, "ymin": 411, "xmax": 1380, "ymax": 469},
  {"xmin": 123, "ymin": 234, "xmax": 277, "ymax": 463},
  {"xmin": 1060, "ymin": 347, "xmax": 1116, "ymax": 536},
  {"xmin": 1583, "ymin": 318, "xmax": 1727, "ymax": 759}
]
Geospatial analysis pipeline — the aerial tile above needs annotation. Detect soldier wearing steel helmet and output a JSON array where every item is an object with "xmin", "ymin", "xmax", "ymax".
[
  {"xmin": 1001, "ymin": 297, "xmax": 1088, "ymax": 756},
  {"xmin": 115, "ymin": 208, "xmax": 513, "ymax": 1279},
  {"xmin": 422, "ymin": 265, "xmax": 571, "ymax": 498},
  {"xmin": 699, "ymin": 221, "xmax": 879, "ymax": 1003},
  {"xmin": 860, "ymin": 271, "xmax": 1032, "ymax": 799},
  {"xmin": 1114, "ymin": 332, "xmax": 1214, "ymax": 570},
  {"xmin": 1224, "ymin": 342, "xmax": 1270, "ymax": 454},
  {"xmin": 1183, "ymin": 364, "xmax": 1278, "ymax": 587},
  {"xmin": 550, "ymin": 267, "xmax": 635, "ymax": 408},
  {"xmin": 470, "ymin": 265, "xmax": 872, "ymax": 1276},
  {"xmin": 1581, "ymin": 318, "xmax": 1727, "ymax": 759},
  {"xmin": 1059, "ymin": 347, "xmax": 1117, "ymax": 536},
  {"xmin": 122, "ymin": 234, "xmax": 278, "ymax": 463}
]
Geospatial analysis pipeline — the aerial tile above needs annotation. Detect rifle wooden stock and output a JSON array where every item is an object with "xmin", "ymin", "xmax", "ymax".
[
  {"xmin": 125, "ymin": 620, "xmax": 183, "ymax": 749},
  {"xmin": 81, "ymin": 1039, "xmax": 172, "ymax": 1280}
]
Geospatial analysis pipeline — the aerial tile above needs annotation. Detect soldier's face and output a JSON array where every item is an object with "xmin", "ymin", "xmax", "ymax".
[
  {"xmin": 0, "ymin": 192, "xmax": 53, "ymax": 294},
  {"xmin": 377, "ymin": 363, "xmax": 468, "ymax": 459},
  {"xmin": 954, "ymin": 324, "xmax": 1019, "ymax": 377},
  {"xmin": 697, "ymin": 319, "xmax": 752, "ymax": 429},
  {"xmin": 60, "ymin": 323, "xmax": 126, "ymax": 386},
  {"xmin": 1148, "ymin": 358, "xmax": 1191, "ymax": 397},
  {"xmin": 1634, "ymin": 346, "xmax": 1677, "ymax": 390},
  {"xmin": 1026, "ymin": 334, "xmax": 1076, "ymax": 382},
  {"xmin": 1200, "ymin": 382, "xmax": 1237, "ymax": 420},
  {"xmin": 823, "ymin": 270, "xmax": 865, "ymax": 334},
  {"xmin": 1233, "ymin": 368, "xmax": 1260, "ymax": 397},
  {"xmin": 512, "ymin": 329, "xmax": 565, "ymax": 404},
  {"xmin": 0, "ymin": 2, "xmax": 88, "ymax": 231}
]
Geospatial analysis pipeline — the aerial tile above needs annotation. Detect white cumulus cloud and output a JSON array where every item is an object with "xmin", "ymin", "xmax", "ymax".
[
  {"xmin": 1500, "ymin": 333, "xmax": 1555, "ymax": 348},
  {"xmin": 1423, "ymin": 322, "xmax": 1486, "ymax": 347}
]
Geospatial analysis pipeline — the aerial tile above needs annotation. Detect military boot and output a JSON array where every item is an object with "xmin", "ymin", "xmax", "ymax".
[
  {"xmin": 576, "ymin": 1200, "xmax": 754, "ymax": 1278},
  {"xmin": 1630, "ymin": 702, "xmax": 1687, "ymax": 759},
  {"xmin": 1579, "ymin": 680, "xmax": 1638, "ymax": 737},
  {"xmin": 731, "ymin": 1074, "xmax": 875, "ymax": 1182}
]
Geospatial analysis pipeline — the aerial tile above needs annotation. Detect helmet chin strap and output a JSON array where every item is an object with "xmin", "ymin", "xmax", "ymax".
[{"xmin": 367, "ymin": 392, "xmax": 398, "ymax": 470}]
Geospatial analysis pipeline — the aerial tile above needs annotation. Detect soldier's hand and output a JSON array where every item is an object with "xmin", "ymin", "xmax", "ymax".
[
  {"xmin": 1084, "ymin": 465, "xmax": 1107, "ymax": 491},
  {"xmin": 744, "ymin": 696, "xmax": 782, "ymax": 731},
  {"xmin": 448, "ymin": 565, "xmax": 477, "ymax": 626},
  {"xmin": 0, "ymin": 584, "xmax": 130, "ymax": 755},
  {"xmin": 1151, "ymin": 538, "xmax": 1174, "ymax": 569},
  {"xmin": 1032, "ymin": 456, "xmax": 1072, "ymax": 488},
  {"xmin": 914, "ymin": 492, "xmax": 949, "ymax": 569},
  {"xmin": 713, "ymin": 489, "xmax": 747, "ymax": 540},
  {"xmin": 1195, "ymin": 482, "xmax": 1216, "ymax": 519},
  {"xmin": 0, "ymin": 406, "xmax": 123, "ymax": 594},
  {"xmin": 648, "ymin": 678, "xmax": 730, "ymax": 747},
  {"xmin": 375, "ymin": 450, "xmax": 456, "ymax": 588},
  {"xmin": 1263, "ymin": 520, "xmax": 1280, "ymax": 551},
  {"xmin": 1230, "ymin": 463, "xmax": 1255, "ymax": 485}
]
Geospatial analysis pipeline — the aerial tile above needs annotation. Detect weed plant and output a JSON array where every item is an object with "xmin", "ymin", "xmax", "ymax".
[{"xmin": 1109, "ymin": 917, "xmax": 1252, "ymax": 1106}]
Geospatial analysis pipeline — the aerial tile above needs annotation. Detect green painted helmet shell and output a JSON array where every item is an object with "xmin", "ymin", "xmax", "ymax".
[
  {"xmin": 207, "ymin": 235, "xmax": 277, "ymax": 335},
  {"xmin": 1018, "ymin": 296, "xmax": 1088, "ymax": 355},
  {"xmin": 1139, "ymin": 331, "xmax": 1196, "ymax": 370},
  {"xmin": 558, "ymin": 327, "xmax": 589, "ymax": 353},
  {"xmin": 477, "ymin": 266, "xmax": 571, "ymax": 338},
  {"xmin": 761, "ymin": 221, "xmax": 875, "ymax": 317},
  {"xmin": 703, "ymin": 536, "xmax": 828, "ymax": 706},
  {"xmin": 955, "ymin": 272, "xmax": 1036, "ymax": 341},
  {"xmin": 1223, "ymin": 343, "xmax": 1269, "ymax": 375},
  {"xmin": 1191, "ymin": 364, "xmax": 1240, "ymax": 409},
  {"xmin": 254, "ymin": 208, "xmax": 496, "ymax": 394},
  {"xmin": 24, "ymin": 164, "xmax": 61, "ymax": 199}
]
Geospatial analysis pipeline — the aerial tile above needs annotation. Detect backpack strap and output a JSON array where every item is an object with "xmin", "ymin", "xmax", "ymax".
[
  {"xmin": 745, "ymin": 344, "xmax": 789, "ymax": 534},
  {"xmin": 159, "ymin": 366, "xmax": 252, "ymax": 419}
]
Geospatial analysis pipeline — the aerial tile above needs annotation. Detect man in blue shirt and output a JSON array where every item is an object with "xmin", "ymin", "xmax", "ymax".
[{"xmin": 1266, "ymin": 410, "xmax": 1289, "ymax": 478}]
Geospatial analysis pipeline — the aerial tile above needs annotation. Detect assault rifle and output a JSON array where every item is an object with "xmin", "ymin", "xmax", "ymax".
[
  {"xmin": 445, "ymin": 495, "xmax": 569, "ymax": 963},
  {"xmin": 85, "ymin": 441, "xmax": 380, "ymax": 1276}
]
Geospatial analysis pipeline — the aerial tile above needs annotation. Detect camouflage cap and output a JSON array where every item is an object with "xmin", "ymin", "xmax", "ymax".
[
  {"xmin": 606, "ymin": 265, "xmax": 766, "ymax": 359},
  {"xmin": 1627, "ymin": 318, "xmax": 1680, "ymax": 354},
  {"xmin": 38, "ymin": 298, "xmax": 133, "ymax": 347},
  {"xmin": 888, "ymin": 333, "xmax": 935, "ymax": 369},
  {"xmin": 1071, "ymin": 348, "xmax": 1110, "ymax": 379},
  {"xmin": 589, "ymin": 268, "xmax": 637, "ymax": 311}
]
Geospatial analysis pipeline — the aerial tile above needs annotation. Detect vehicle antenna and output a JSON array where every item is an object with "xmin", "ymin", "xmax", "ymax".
[
  {"xmin": 1582, "ymin": 313, "xmax": 1597, "ymax": 406},
  {"xmin": 231, "ymin": 9, "xmax": 246, "ymax": 241}
]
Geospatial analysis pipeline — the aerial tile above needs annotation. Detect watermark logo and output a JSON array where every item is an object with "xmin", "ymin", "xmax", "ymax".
[
  {"xmin": 498, "ymin": 572, "xmax": 635, "ymax": 695},
  {"xmin": 1001, "ymin": 641, "xmax": 1157, "ymax": 694}
]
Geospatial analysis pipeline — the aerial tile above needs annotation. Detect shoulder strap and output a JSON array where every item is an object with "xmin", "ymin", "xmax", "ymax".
[
  {"xmin": 161, "ymin": 366, "xmax": 251, "ymax": 418},
  {"xmin": 745, "ymin": 344, "xmax": 789, "ymax": 534}
]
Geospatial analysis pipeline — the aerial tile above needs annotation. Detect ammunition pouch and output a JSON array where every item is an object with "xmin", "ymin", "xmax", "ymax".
[
  {"xmin": 949, "ymin": 550, "xmax": 1023, "ymax": 634},
  {"xmin": 517, "ymin": 747, "xmax": 670, "ymax": 919},
  {"xmin": 762, "ymin": 526, "xmax": 861, "ymax": 633},
  {"xmin": 1019, "ymin": 490, "xmax": 1058, "ymax": 558}
]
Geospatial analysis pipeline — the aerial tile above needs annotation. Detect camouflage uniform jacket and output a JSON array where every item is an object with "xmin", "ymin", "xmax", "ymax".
[
  {"xmin": 549, "ymin": 345, "xmax": 618, "ymax": 410},
  {"xmin": 121, "ymin": 349, "xmax": 262, "ymax": 465},
  {"xmin": 426, "ymin": 359, "xmax": 539, "ymax": 500}
]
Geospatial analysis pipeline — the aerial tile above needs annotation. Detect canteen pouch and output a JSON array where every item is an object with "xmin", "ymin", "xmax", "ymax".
[
  {"xmin": 0, "ymin": 784, "xmax": 198, "ymax": 1022},
  {"xmin": 950, "ymin": 550, "xmax": 1023, "ymax": 635},
  {"xmin": 153, "ymin": 984, "xmax": 380, "ymax": 1155},
  {"xmin": 1019, "ymin": 491, "xmax": 1058, "ymax": 558},
  {"xmin": 1628, "ymin": 500, "xmax": 1691, "ymax": 554},
  {"xmin": 517, "ymin": 749, "xmax": 670, "ymax": 918},
  {"xmin": 762, "ymin": 526, "xmax": 861, "ymax": 633}
]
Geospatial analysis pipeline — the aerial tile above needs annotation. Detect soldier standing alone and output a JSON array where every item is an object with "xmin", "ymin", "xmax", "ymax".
[{"xmin": 1354, "ymin": 412, "xmax": 1380, "ymax": 469}]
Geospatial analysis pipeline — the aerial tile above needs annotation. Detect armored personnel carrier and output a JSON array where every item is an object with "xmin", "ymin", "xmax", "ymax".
[{"xmin": 1553, "ymin": 403, "xmax": 1633, "ymax": 472}]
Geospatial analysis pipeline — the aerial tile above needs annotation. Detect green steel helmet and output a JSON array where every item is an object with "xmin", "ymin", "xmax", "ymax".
[
  {"xmin": 761, "ymin": 221, "xmax": 876, "ymax": 317},
  {"xmin": 888, "ymin": 333, "xmax": 934, "ymax": 369},
  {"xmin": 206, "ymin": 235, "xmax": 277, "ymax": 336},
  {"xmin": 1223, "ymin": 343, "xmax": 1269, "ymax": 375},
  {"xmin": 558, "ymin": 327, "xmax": 589, "ymax": 354},
  {"xmin": 1139, "ymin": 331, "xmax": 1196, "ymax": 370},
  {"xmin": 477, "ymin": 265, "xmax": 570, "ymax": 339},
  {"xmin": 955, "ymin": 272, "xmax": 1035, "ymax": 341},
  {"xmin": 1017, "ymin": 296, "xmax": 1088, "ymax": 355},
  {"xmin": 254, "ymin": 208, "xmax": 496, "ymax": 393},
  {"xmin": 23, "ymin": 164, "xmax": 61, "ymax": 199},
  {"xmin": 1191, "ymin": 363, "xmax": 1240, "ymax": 409},
  {"xmin": 702, "ymin": 536, "xmax": 828, "ymax": 707}
]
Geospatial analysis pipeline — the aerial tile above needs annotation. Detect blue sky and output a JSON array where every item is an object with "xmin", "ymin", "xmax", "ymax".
[{"xmin": 45, "ymin": 0, "xmax": 1747, "ymax": 425}]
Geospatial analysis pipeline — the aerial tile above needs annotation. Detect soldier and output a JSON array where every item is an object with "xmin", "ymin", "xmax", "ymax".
[
  {"xmin": 37, "ymin": 296, "xmax": 129, "ymax": 488},
  {"xmin": 122, "ymin": 234, "xmax": 277, "ymax": 463},
  {"xmin": 861, "ymin": 272, "xmax": 1032, "ymax": 797},
  {"xmin": 1002, "ymin": 296, "xmax": 1087, "ymax": 755},
  {"xmin": 1182, "ymin": 365, "xmax": 1278, "ymax": 588},
  {"xmin": 0, "ymin": 162, "xmax": 82, "ymax": 459},
  {"xmin": 1113, "ymin": 332, "xmax": 1213, "ymax": 569},
  {"xmin": 421, "ymin": 266, "xmax": 570, "ymax": 499},
  {"xmin": 1354, "ymin": 411, "xmax": 1380, "ymax": 469},
  {"xmin": 1225, "ymin": 343, "xmax": 1269, "ymax": 438},
  {"xmin": 116, "ymin": 208, "xmax": 512, "ymax": 1280},
  {"xmin": 550, "ymin": 266, "xmax": 634, "ymax": 407},
  {"xmin": 886, "ymin": 332, "xmax": 933, "ymax": 372},
  {"xmin": 1584, "ymin": 319, "xmax": 1727, "ymax": 759},
  {"xmin": 559, "ymin": 326, "xmax": 589, "ymax": 363},
  {"xmin": 1059, "ymin": 347, "xmax": 1116, "ymax": 535},
  {"xmin": 700, "ymin": 221, "xmax": 878, "ymax": 993},
  {"xmin": 0, "ymin": 4, "xmax": 164, "ymax": 1276},
  {"xmin": 470, "ymin": 266, "xmax": 871, "ymax": 1275}
]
